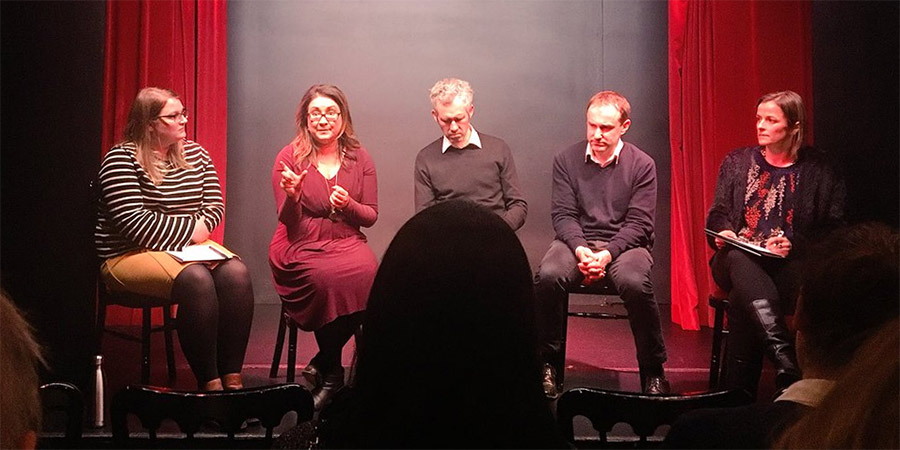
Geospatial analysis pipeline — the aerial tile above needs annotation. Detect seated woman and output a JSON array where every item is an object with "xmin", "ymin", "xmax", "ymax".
[
  {"xmin": 276, "ymin": 200, "xmax": 568, "ymax": 448},
  {"xmin": 95, "ymin": 87, "xmax": 254, "ymax": 391},
  {"xmin": 269, "ymin": 84, "xmax": 378, "ymax": 410},
  {"xmin": 706, "ymin": 90, "xmax": 845, "ymax": 397}
]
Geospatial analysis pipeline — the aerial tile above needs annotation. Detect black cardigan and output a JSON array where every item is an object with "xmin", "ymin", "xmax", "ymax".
[{"xmin": 705, "ymin": 146, "xmax": 846, "ymax": 256}]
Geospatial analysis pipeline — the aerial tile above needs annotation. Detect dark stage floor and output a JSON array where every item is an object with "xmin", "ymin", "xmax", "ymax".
[{"xmin": 45, "ymin": 296, "xmax": 779, "ymax": 447}]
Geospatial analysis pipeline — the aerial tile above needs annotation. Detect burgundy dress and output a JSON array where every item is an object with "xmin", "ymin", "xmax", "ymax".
[{"xmin": 269, "ymin": 145, "xmax": 378, "ymax": 331}]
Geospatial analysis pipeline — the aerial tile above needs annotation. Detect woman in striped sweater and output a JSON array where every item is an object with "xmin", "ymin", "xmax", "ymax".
[{"xmin": 95, "ymin": 87, "xmax": 254, "ymax": 391}]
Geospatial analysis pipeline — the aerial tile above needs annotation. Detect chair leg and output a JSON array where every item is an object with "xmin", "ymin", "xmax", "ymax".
[
  {"xmin": 270, "ymin": 311, "xmax": 288, "ymax": 378},
  {"xmin": 558, "ymin": 293, "xmax": 571, "ymax": 389},
  {"xmin": 709, "ymin": 296, "xmax": 727, "ymax": 390},
  {"xmin": 163, "ymin": 306, "xmax": 177, "ymax": 381},
  {"xmin": 287, "ymin": 322, "xmax": 298, "ymax": 383},
  {"xmin": 141, "ymin": 307, "xmax": 152, "ymax": 384}
]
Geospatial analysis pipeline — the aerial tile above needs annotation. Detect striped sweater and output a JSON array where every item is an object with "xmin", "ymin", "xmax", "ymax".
[{"xmin": 95, "ymin": 140, "xmax": 224, "ymax": 259}]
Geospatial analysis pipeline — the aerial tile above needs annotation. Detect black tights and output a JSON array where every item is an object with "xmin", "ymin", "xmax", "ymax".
[
  {"xmin": 312, "ymin": 312, "xmax": 362, "ymax": 373},
  {"xmin": 171, "ymin": 259, "xmax": 254, "ymax": 386}
]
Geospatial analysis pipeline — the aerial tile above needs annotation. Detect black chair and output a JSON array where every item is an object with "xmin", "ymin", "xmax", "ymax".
[
  {"xmin": 269, "ymin": 303, "xmax": 302, "ymax": 382},
  {"xmin": 92, "ymin": 177, "xmax": 177, "ymax": 385},
  {"xmin": 559, "ymin": 280, "xmax": 627, "ymax": 388},
  {"xmin": 111, "ymin": 383, "xmax": 314, "ymax": 448},
  {"xmin": 556, "ymin": 387, "xmax": 753, "ymax": 447},
  {"xmin": 708, "ymin": 290, "xmax": 730, "ymax": 390},
  {"xmin": 96, "ymin": 276, "xmax": 178, "ymax": 385},
  {"xmin": 39, "ymin": 382, "xmax": 84, "ymax": 448}
]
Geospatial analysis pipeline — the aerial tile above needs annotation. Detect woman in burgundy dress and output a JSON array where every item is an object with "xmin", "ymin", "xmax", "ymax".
[{"xmin": 269, "ymin": 84, "xmax": 378, "ymax": 409}]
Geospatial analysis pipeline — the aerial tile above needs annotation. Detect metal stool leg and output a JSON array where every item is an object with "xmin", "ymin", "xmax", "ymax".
[
  {"xmin": 709, "ymin": 296, "xmax": 729, "ymax": 389},
  {"xmin": 141, "ymin": 307, "xmax": 152, "ymax": 384},
  {"xmin": 286, "ymin": 322, "xmax": 298, "ymax": 383},
  {"xmin": 270, "ymin": 310, "xmax": 288, "ymax": 378}
]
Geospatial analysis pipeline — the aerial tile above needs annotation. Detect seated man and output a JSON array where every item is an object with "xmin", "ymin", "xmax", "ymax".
[
  {"xmin": 414, "ymin": 78, "xmax": 527, "ymax": 230},
  {"xmin": 534, "ymin": 90, "xmax": 668, "ymax": 397},
  {"xmin": 664, "ymin": 222, "xmax": 899, "ymax": 448}
]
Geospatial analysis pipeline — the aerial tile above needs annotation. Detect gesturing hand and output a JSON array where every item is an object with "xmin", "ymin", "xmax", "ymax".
[
  {"xmin": 329, "ymin": 185, "xmax": 350, "ymax": 211},
  {"xmin": 280, "ymin": 162, "xmax": 308, "ymax": 202}
]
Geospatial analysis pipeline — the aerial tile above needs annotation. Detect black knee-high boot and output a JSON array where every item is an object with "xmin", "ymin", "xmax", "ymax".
[{"xmin": 751, "ymin": 298, "xmax": 801, "ymax": 390}]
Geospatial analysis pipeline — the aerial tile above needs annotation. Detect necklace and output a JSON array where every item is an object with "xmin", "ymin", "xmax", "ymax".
[{"xmin": 322, "ymin": 147, "xmax": 344, "ymax": 221}]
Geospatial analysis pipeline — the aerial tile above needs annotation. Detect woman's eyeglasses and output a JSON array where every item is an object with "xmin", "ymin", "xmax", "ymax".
[{"xmin": 156, "ymin": 109, "xmax": 189, "ymax": 121}]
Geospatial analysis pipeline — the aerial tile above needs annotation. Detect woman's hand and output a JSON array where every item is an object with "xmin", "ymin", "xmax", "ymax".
[
  {"xmin": 715, "ymin": 230, "xmax": 738, "ymax": 248},
  {"xmin": 765, "ymin": 236, "xmax": 792, "ymax": 257},
  {"xmin": 280, "ymin": 162, "xmax": 308, "ymax": 202},
  {"xmin": 190, "ymin": 219, "xmax": 210, "ymax": 244},
  {"xmin": 329, "ymin": 185, "xmax": 350, "ymax": 211}
]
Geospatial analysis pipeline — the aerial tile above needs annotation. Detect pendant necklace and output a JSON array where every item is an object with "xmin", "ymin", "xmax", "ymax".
[{"xmin": 325, "ymin": 147, "xmax": 344, "ymax": 221}]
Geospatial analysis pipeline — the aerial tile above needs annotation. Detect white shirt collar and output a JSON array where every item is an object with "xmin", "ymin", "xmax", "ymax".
[
  {"xmin": 441, "ymin": 128, "xmax": 482, "ymax": 153},
  {"xmin": 774, "ymin": 378, "xmax": 835, "ymax": 407},
  {"xmin": 585, "ymin": 139, "xmax": 624, "ymax": 167}
]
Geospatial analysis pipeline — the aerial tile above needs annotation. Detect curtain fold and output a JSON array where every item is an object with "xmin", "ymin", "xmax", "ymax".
[
  {"xmin": 101, "ymin": 0, "xmax": 227, "ymax": 324},
  {"xmin": 668, "ymin": 0, "xmax": 813, "ymax": 330}
]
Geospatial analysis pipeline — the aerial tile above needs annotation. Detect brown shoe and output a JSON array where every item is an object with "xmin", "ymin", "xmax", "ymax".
[
  {"xmin": 202, "ymin": 378, "xmax": 224, "ymax": 391},
  {"xmin": 222, "ymin": 373, "xmax": 244, "ymax": 390},
  {"xmin": 541, "ymin": 364, "xmax": 560, "ymax": 399}
]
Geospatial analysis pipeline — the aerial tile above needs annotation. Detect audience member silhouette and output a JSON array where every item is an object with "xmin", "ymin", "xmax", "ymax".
[
  {"xmin": 773, "ymin": 317, "xmax": 899, "ymax": 449},
  {"xmin": 665, "ymin": 222, "xmax": 899, "ymax": 448},
  {"xmin": 276, "ymin": 200, "xmax": 567, "ymax": 448},
  {"xmin": 0, "ymin": 290, "xmax": 45, "ymax": 449}
]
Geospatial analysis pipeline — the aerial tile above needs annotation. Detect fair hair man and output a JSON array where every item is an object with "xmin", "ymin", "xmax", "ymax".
[
  {"xmin": 414, "ymin": 78, "xmax": 527, "ymax": 230},
  {"xmin": 534, "ymin": 91, "xmax": 668, "ymax": 397}
]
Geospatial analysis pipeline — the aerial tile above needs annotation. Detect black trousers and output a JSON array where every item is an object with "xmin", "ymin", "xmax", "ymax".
[
  {"xmin": 710, "ymin": 247, "xmax": 800, "ymax": 394},
  {"xmin": 534, "ymin": 240, "xmax": 667, "ymax": 375}
]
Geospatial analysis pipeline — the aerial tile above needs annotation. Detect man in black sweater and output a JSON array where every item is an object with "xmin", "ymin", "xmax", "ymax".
[
  {"xmin": 414, "ymin": 78, "xmax": 527, "ymax": 230},
  {"xmin": 534, "ymin": 91, "xmax": 668, "ymax": 397}
]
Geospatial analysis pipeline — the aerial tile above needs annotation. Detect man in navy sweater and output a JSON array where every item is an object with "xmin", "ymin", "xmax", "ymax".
[
  {"xmin": 535, "ymin": 91, "xmax": 668, "ymax": 397},
  {"xmin": 414, "ymin": 78, "xmax": 527, "ymax": 230}
]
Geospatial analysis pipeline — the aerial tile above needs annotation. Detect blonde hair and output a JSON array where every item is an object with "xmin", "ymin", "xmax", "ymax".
[
  {"xmin": 122, "ymin": 87, "xmax": 191, "ymax": 184},
  {"xmin": 0, "ymin": 290, "xmax": 45, "ymax": 448},
  {"xmin": 429, "ymin": 78, "xmax": 474, "ymax": 108},
  {"xmin": 773, "ymin": 318, "xmax": 899, "ymax": 449},
  {"xmin": 289, "ymin": 84, "xmax": 361, "ymax": 168}
]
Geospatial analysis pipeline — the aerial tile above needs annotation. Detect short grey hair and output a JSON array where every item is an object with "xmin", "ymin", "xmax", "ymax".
[{"xmin": 429, "ymin": 78, "xmax": 474, "ymax": 108}]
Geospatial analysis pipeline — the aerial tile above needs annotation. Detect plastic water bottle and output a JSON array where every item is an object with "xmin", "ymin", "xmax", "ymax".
[{"xmin": 92, "ymin": 354, "xmax": 106, "ymax": 428}]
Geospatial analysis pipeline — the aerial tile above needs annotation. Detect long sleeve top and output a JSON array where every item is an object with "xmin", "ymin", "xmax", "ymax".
[
  {"xmin": 95, "ymin": 140, "xmax": 224, "ymax": 259},
  {"xmin": 550, "ymin": 140, "xmax": 656, "ymax": 259},
  {"xmin": 414, "ymin": 132, "xmax": 527, "ymax": 230},
  {"xmin": 706, "ymin": 146, "xmax": 845, "ymax": 256}
]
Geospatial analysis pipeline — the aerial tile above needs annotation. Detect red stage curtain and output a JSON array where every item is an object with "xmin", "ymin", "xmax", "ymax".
[
  {"xmin": 101, "ymin": 0, "xmax": 228, "ymax": 324},
  {"xmin": 668, "ymin": 0, "xmax": 813, "ymax": 330}
]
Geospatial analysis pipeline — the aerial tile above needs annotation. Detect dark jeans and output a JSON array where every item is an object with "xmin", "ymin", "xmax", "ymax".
[
  {"xmin": 710, "ymin": 247, "xmax": 800, "ymax": 395},
  {"xmin": 534, "ymin": 240, "xmax": 667, "ymax": 374}
]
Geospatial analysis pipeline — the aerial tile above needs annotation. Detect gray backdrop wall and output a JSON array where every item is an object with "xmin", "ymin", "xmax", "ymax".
[{"xmin": 226, "ymin": 0, "xmax": 671, "ymax": 305}]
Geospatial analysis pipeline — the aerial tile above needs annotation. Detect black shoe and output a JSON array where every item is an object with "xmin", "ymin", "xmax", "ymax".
[
  {"xmin": 643, "ymin": 376, "xmax": 670, "ymax": 395},
  {"xmin": 751, "ymin": 299, "xmax": 801, "ymax": 389},
  {"xmin": 312, "ymin": 367, "xmax": 345, "ymax": 410},
  {"xmin": 541, "ymin": 364, "xmax": 560, "ymax": 399},
  {"xmin": 301, "ymin": 363, "xmax": 322, "ymax": 390}
]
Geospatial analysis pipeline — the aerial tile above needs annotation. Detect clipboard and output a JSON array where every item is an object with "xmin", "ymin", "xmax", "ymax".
[
  {"xmin": 704, "ymin": 228, "xmax": 785, "ymax": 258},
  {"xmin": 166, "ymin": 244, "xmax": 232, "ymax": 263}
]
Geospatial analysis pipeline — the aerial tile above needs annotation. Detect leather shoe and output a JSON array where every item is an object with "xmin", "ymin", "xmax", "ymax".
[
  {"xmin": 541, "ymin": 364, "xmax": 560, "ymax": 399},
  {"xmin": 312, "ymin": 366, "xmax": 345, "ymax": 410},
  {"xmin": 643, "ymin": 376, "xmax": 670, "ymax": 395}
]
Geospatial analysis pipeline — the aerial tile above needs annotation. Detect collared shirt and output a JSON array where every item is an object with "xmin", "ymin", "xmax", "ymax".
[
  {"xmin": 774, "ymin": 378, "xmax": 835, "ymax": 407},
  {"xmin": 441, "ymin": 128, "xmax": 483, "ymax": 153},
  {"xmin": 585, "ymin": 139, "xmax": 624, "ymax": 167}
]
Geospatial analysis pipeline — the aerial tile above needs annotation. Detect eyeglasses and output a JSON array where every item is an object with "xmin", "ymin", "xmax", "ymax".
[
  {"xmin": 308, "ymin": 110, "xmax": 341, "ymax": 122},
  {"xmin": 156, "ymin": 109, "xmax": 189, "ymax": 121}
]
